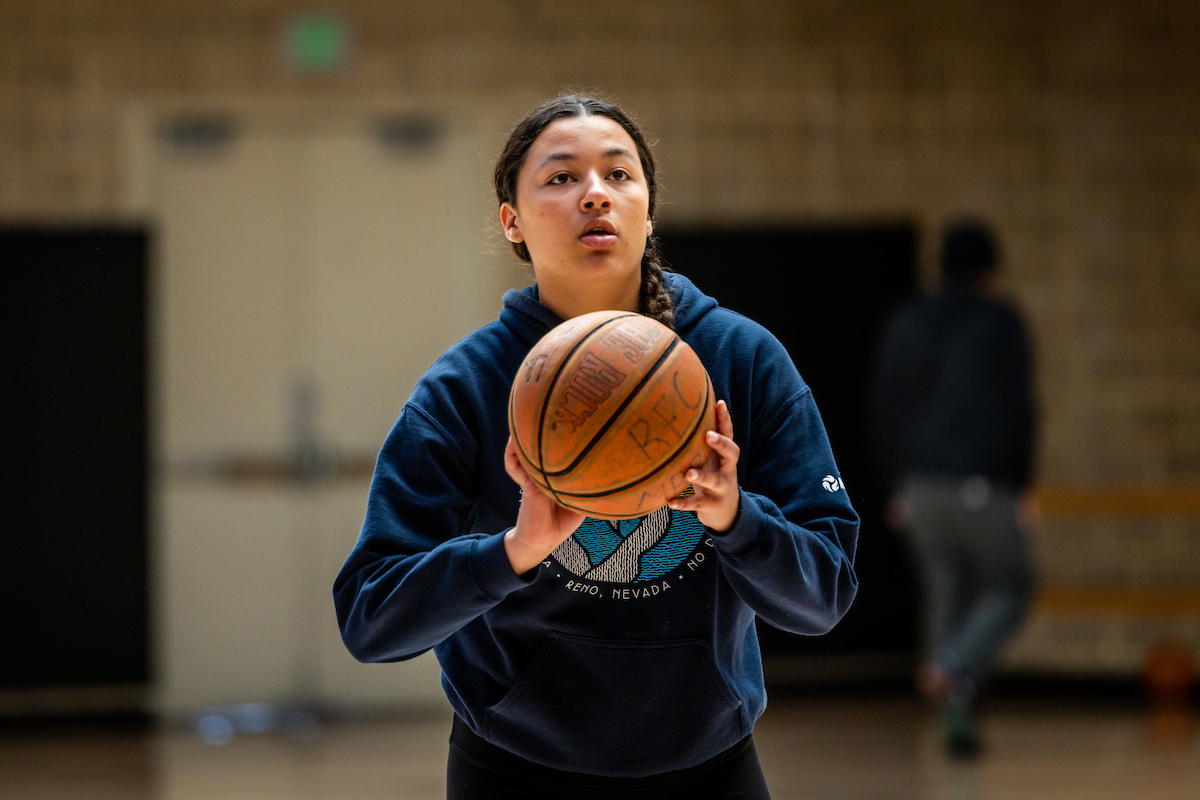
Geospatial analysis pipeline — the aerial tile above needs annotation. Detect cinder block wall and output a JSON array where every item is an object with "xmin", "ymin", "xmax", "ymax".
[{"xmin": 4, "ymin": 0, "xmax": 1199, "ymax": 674}]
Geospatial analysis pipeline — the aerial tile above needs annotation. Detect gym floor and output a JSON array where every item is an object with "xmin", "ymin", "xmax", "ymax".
[{"xmin": 2, "ymin": 692, "xmax": 1198, "ymax": 799}]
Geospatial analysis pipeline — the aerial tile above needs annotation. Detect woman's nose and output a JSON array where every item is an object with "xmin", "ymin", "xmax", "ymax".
[{"xmin": 580, "ymin": 173, "xmax": 611, "ymax": 210}]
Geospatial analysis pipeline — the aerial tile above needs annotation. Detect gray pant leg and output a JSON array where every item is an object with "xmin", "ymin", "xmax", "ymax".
[
  {"xmin": 951, "ymin": 485, "xmax": 1035, "ymax": 682},
  {"xmin": 901, "ymin": 479, "xmax": 963, "ymax": 669},
  {"xmin": 901, "ymin": 478, "xmax": 1035, "ymax": 687}
]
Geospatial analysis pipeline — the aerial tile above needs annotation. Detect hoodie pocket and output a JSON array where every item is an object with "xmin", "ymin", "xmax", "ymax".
[{"xmin": 483, "ymin": 632, "xmax": 744, "ymax": 777}]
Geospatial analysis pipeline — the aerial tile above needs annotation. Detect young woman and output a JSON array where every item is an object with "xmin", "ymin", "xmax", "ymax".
[{"xmin": 334, "ymin": 96, "xmax": 859, "ymax": 799}]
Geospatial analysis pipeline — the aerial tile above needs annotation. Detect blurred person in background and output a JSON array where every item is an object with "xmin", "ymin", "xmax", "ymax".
[{"xmin": 872, "ymin": 221, "xmax": 1037, "ymax": 757}]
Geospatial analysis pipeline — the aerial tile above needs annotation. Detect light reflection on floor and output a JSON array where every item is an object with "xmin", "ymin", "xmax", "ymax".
[{"xmin": 1, "ymin": 695, "xmax": 1198, "ymax": 799}]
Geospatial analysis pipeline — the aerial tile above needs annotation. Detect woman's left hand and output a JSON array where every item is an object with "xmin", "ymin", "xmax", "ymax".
[{"xmin": 667, "ymin": 399, "xmax": 740, "ymax": 533}]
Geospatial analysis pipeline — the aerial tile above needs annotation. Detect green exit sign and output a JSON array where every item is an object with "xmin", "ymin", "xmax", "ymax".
[{"xmin": 286, "ymin": 13, "xmax": 350, "ymax": 73}]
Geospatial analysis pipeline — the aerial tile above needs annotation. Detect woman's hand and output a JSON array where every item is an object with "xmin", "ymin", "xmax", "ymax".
[
  {"xmin": 667, "ymin": 400, "xmax": 741, "ymax": 533},
  {"xmin": 503, "ymin": 437, "xmax": 586, "ymax": 575}
]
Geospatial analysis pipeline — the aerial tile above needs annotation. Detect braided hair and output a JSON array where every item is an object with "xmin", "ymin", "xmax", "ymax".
[{"xmin": 493, "ymin": 95, "xmax": 674, "ymax": 328}]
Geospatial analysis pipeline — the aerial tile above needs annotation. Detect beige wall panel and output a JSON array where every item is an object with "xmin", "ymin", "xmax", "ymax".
[
  {"xmin": 153, "ymin": 132, "xmax": 303, "ymax": 459},
  {"xmin": 307, "ymin": 123, "xmax": 514, "ymax": 453},
  {"xmin": 150, "ymin": 113, "xmax": 521, "ymax": 460},
  {"xmin": 156, "ymin": 480, "xmax": 449, "ymax": 714},
  {"xmin": 146, "ymin": 110, "xmax": 512, "ymax": 713},
  {"xmin": 157, "ymin": 485, "xmax": 304, "ymax": 713}
]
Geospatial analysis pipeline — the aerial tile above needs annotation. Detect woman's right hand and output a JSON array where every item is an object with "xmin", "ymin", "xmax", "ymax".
[{"xmin": 503, "ymin": 437, "xmax": 585, "ymax": 575}]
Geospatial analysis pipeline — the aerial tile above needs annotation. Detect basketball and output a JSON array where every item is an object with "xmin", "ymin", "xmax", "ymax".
[{"xmin": 509, "ymin": 310, "xmax": 717, "ymax": 520}]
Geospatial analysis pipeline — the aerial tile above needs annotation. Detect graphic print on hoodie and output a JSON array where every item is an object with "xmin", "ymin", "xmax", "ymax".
[{"xmin": 552, "ymin": 495, "xmax": 708, "ymax": 585}]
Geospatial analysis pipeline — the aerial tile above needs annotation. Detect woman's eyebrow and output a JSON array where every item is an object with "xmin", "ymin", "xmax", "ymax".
[
  {"xmin": 537, "ymin": 147, "xmax": 635, "ymax": 169},
  {"xmin": 538, "ymin": 152, "xmax": 575, "ymax": 168}
]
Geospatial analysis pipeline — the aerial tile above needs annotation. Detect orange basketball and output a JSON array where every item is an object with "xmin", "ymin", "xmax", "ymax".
[{"xmin": 509, "ymin": 310, "xmax": 717, "ymax": 520}]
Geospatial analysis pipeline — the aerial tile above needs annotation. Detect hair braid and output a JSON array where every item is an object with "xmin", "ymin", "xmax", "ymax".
[{"xmin": 639, "ymin": 236, "xmax": 674, "ymax": 329}]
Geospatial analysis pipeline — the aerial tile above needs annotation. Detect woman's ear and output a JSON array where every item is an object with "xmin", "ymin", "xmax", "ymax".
[
  {"xmin": 645, "ymin": 214, "xmax": 653, "ymax": 238},
  {"xmin": 500, "ymin": 202, "xmax": 524, "ymax": 243}
]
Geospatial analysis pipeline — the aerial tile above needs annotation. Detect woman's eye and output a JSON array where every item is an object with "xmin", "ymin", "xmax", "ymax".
[
  {"xmin": 548, "ymin": 173, "xmax": 572, "ymax": 185},
  {"xmin": 610, "ymin": 168, "xmax": 630, "ymax": 181}
]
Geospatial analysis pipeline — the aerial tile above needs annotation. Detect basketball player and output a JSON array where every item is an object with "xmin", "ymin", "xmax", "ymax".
[{"xmin": 334, "ymin": 96, "xmax": 859, "ymax": 799}]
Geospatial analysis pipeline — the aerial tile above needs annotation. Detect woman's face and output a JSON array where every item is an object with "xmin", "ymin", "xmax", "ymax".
[{"xmin": 501, "ymin": 115, "xmax": 652, "ymax": 314}]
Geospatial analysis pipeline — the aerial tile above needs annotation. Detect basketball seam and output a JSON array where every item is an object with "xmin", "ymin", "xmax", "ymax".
[
  {"xmin": 553, "ymin": 495, "xmax": 643, "ymax": 520},
  {"xmin": 554, "ymin": 374, "xmax": 712, "ymax": 500},
  {"xmin": 507, "ymin": 388, "xmax": 538, "ymax": 483},
  {"xmin": 541, "ymin": 336, "xmax": 681, "ymax": 479},
  {"xmin": 533, "ymin": 314, "xmax": 640, "ymax": 502}
]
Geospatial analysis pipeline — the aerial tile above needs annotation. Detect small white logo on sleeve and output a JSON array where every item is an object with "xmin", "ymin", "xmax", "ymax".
[{"xmin": 822, "ymin": 475, "xmax": 842, "ymax": 492}]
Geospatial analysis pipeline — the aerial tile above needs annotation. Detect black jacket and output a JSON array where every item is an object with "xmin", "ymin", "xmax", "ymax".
[{"xmin": 872, "ymin": 286, "xmax": 1035, "ymax": 490}]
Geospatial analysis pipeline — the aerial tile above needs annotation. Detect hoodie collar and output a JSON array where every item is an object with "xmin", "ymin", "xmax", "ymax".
[
  {"xmin": 499, "ymin": 285, "xmax": 563, "ymax": 346},
  {"xmin": 665, "ymin": 271, "xmax": 718, "ymax": 333},
  {"xmin": 499, "ymin": 272, "xmax": 718, "ymax": 344}
]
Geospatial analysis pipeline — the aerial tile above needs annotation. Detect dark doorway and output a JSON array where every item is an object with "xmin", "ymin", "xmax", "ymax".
[
  {"xmin": 0, "ymin": 228, "xmax": 149, "ymax": 690},
  {"xmin": 658, "ymin": 224, "xmax": 920, "ymax": 670}
]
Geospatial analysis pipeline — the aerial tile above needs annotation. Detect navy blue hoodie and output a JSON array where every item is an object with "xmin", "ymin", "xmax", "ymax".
[{"xmin": 334, "ymin": 273, "xmax": 858, "ymax": 777}]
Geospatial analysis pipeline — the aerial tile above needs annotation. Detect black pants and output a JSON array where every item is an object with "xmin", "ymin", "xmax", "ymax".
[{"xmin": 446, "ymin": 715, "xmax": 771, "ymax": 799}]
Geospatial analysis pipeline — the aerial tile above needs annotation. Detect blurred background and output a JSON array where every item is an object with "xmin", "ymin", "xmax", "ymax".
[{"xmin": 2, "ymin": 1, "xmax": 1199, "ymax": 797}]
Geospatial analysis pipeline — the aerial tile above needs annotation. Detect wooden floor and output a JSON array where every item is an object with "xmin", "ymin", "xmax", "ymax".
[{"xmin": 2, "ymin": 694, "xmax": 1198, "ymax": 799}]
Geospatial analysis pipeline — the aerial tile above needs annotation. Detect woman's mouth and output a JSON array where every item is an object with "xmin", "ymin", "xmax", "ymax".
[{"xmin": 579, "ymin": 221, "xmax": 618, "ymax": 249}]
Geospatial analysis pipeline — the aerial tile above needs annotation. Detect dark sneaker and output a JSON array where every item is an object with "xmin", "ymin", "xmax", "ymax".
[{"xmin": 944, "ymin": 703, "xmax": 982, "ymax": 758}]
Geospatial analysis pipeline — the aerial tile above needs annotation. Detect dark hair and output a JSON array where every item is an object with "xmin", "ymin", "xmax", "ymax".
[
  {"xmin": 940, "ymin": 221, "xmax": 999, "ymax": 285},
  {"xmin": 493, "ymin": 95, "xmax": 674, "ymax": 328}
]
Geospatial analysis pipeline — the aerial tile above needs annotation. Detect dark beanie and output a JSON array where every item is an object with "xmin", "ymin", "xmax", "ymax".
[{"xmin": 941, "ymin": 222, "xmax": 998, "ymax": 284}]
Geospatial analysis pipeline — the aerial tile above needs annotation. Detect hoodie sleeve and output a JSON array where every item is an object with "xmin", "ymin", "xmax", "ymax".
[
  {"xmin": 711, "ymin": 385, "xmax": 860, "ymax": 636},
  {"xmin": 332, "ymin": 404, "xmax": 533, "ymax": 663}
]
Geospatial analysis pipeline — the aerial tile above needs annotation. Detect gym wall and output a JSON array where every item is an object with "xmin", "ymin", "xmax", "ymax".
[{"xmin": 2, "ymin": 0, "xmax": 1199, "ymax": 704}]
